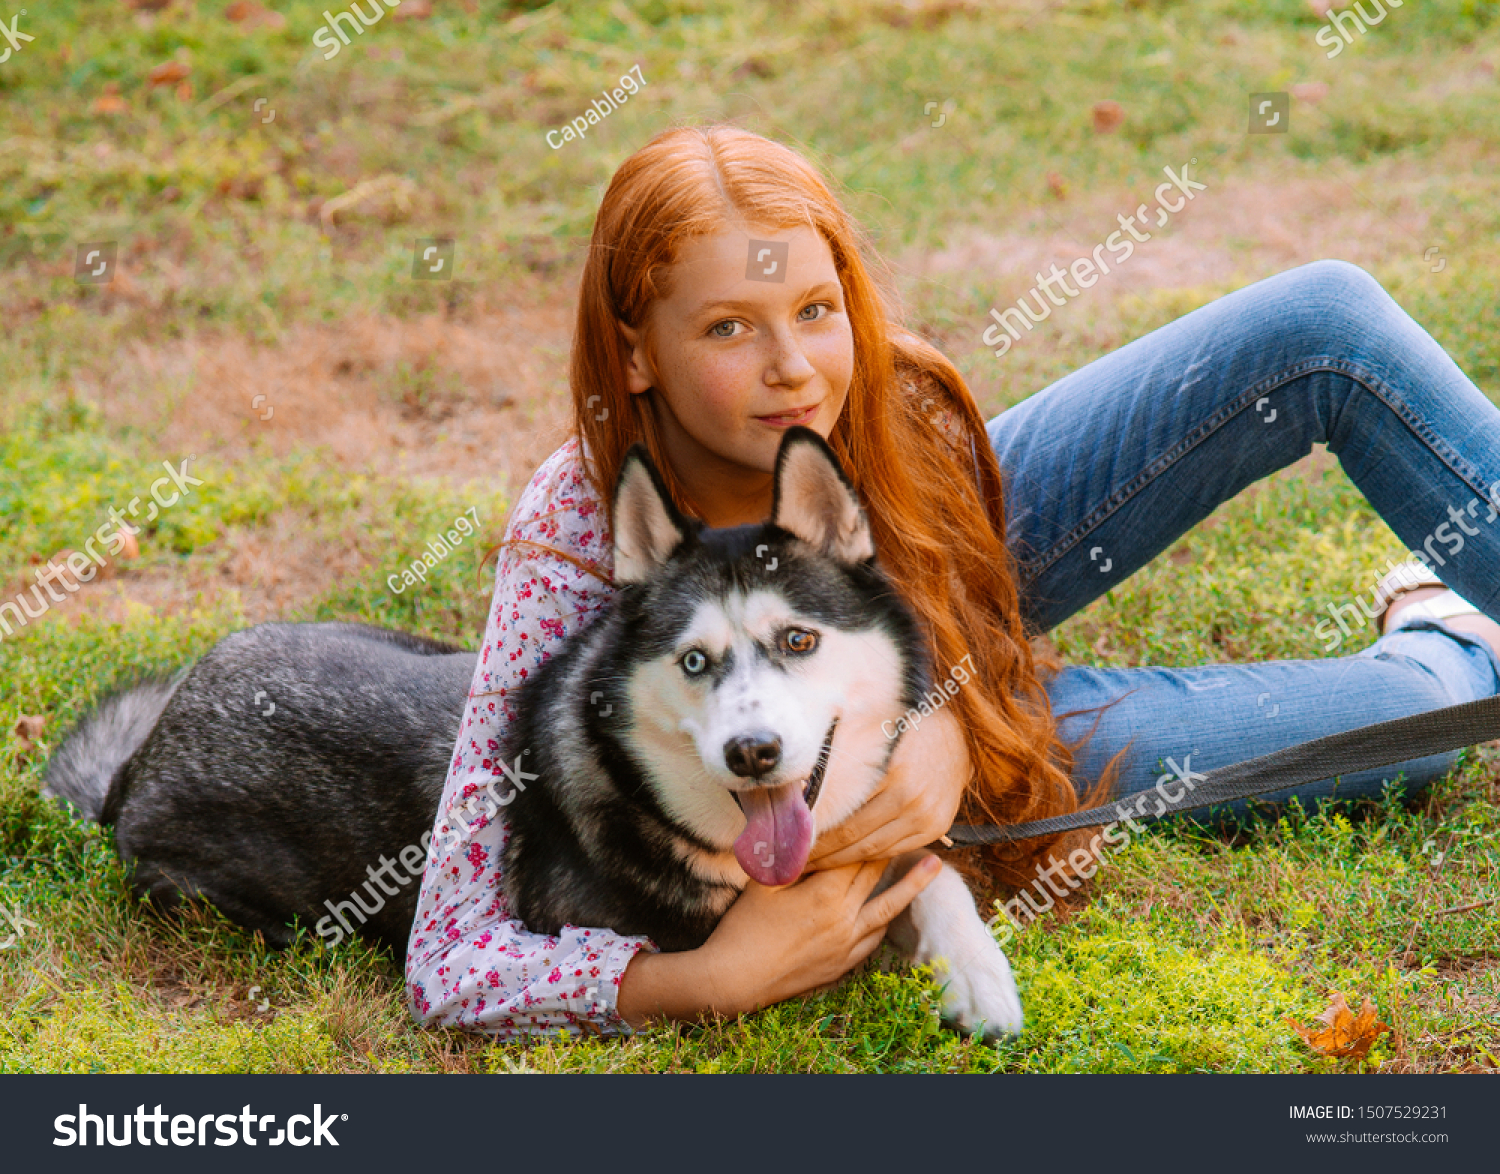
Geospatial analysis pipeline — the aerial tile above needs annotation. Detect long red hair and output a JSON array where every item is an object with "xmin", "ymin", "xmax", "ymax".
[{"xmin": 567, "ymin": 124, "xmax": 1115, "ymax": 890}]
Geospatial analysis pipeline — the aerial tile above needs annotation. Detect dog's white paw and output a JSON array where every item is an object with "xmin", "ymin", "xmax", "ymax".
[
  {"xmin": 884, "ymin": 859, "xmax": 1024, "ymax": 1042},
  {"xmin": 933, "ymin": 941, "xmax": 1024, "ymax": 1042}
]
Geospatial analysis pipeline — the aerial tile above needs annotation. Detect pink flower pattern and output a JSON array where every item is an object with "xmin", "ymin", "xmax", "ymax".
[{"xmin": 404, "ymin": 439, "xmax": 658, "ymax": 1037}]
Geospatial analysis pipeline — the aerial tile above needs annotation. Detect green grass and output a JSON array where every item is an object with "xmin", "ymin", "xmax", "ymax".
[{"xmin": 2, "ymin": 0, "xmax": 1498, "ymax": 1073}]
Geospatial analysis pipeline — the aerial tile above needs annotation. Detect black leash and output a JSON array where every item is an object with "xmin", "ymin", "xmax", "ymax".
[{"xmin": 947, "ymin": 692, "xmax": 1500, "ymax": 846}]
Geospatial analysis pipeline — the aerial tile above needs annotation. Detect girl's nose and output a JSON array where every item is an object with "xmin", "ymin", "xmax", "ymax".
[{"xmin": 765, "ymin": 330, "xmax": 816, "ymax": 386}]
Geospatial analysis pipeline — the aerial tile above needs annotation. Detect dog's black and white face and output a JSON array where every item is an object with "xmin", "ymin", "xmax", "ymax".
[{"xmin": 609, "ymin": 428, "xmax": 929, "ymax": 887}]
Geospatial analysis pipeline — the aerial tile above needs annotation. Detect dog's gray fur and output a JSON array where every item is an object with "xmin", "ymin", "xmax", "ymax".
[{"xmin": 45, "ymin": 624, "xmax": 473, "ymax": 958}]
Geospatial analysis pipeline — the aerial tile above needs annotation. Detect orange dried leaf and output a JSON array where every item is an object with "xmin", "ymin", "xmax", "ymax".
[
  {"xmin": 148, "ymin": 60, "xmax": 191, "ymax": 87},
  {"xmin": 14, "ymin": 714, "xmax": 46, "ymax": 758},
  {"xmin": 225, "ymin": 1, "xmax": 287, "ymax": 28},
  {"xmin": 15, "ymin": 714, "xmax": 45, "ymax": 741},
  {"xmin": 1092, "ymin": 100, "xmax": 1125, "ymax": 133},
  {"xmin": 1291, "ymin": 82, "xmax": 1330, "ymax": 103},
  {"xmin": 1286, "ymin": 993, "xmax": 1391, "ymax": 1060},
  {"xmin": 93, "ymin": 82, "xmax": 128, "ymax": 115}
]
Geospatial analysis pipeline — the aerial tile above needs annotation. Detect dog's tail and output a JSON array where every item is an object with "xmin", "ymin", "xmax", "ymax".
[{"xmin": 41, "ymin": 671, "xmax": 187, "ymax": 823}]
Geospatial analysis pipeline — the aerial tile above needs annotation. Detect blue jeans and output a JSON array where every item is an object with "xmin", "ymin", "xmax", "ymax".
[{"xmin": 987, "ymin": 260, "xmax": 1500, "ymax": 819}]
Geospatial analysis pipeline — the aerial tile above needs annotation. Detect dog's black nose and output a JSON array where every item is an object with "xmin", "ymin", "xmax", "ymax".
[{"xmin": 724, "ymin": 733, "xmax": 782, "ymax": 778}]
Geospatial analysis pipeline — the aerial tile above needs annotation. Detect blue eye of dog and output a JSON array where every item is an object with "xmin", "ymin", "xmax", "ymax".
[
  {"xmin": 681, "ymin": 649, "xmax": 709, "ymax": 676},
  {"xmin": 782, "ymin": 628, "xmax": 818, "ymax": 655}
]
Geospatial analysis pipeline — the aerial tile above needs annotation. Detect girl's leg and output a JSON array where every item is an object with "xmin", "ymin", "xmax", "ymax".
[
  {"xmin": 1044, "ymin": 618, "xmax": 1500, "ymax": 814},
  {"xmin": 988, "ymin": 259, "xmax": 1500, "ymax": 637},
  {"xmin": 985, "ymin": 258, "xmax": 1500, "ymax": 807}
]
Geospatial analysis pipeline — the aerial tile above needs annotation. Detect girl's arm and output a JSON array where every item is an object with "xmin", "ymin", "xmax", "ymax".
[
  {"xmin": 405, "ymin": 442, "xmax": 655, "ymax": 1037},
  {"xmin": 616, "ymin": 857, "xmax": 942, "ymax": 1027}
]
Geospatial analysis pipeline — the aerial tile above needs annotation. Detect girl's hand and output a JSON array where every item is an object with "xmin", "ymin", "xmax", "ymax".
[
  {"xmin": 805, "ymin": 704, "xmax": 968, "ymax": 870},
  {"xmin": 616, "ymin": 855, "xmax": 942, "ymax": 1026}
]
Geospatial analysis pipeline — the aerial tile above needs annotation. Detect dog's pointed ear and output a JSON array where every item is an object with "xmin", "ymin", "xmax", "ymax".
[
  {"xmin": 771, "ymin": 427, "xmax": 875, "ymax": 564},
  {"xmin": 613, "ymin": 445, "xmax": 691, "ymax": 583}
]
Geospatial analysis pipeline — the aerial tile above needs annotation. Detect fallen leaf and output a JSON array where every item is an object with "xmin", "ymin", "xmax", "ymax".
[
  {"xmin": 224, "ymin": 1, "xmax": 287, "ymax": 29},
  {"xmin": 393, "ymin": 0, "xmax": 433, "ymax": 18},
  {"xmin": 876, "ymin": 0, "xmax": 977, "ymax": 29},
  {"xmin": 730, "ymin": 57, "xmax": 775, "ymax": 81},
  {"xmin": 1092, "ymin": 100, "xmax": 1125, "ymax": 133},
  {"xmin": 15, "ymin": 714, "xmax": 45, "ymax": 740},
  {"xmin": 93, "ymin": 82, "xmax": 128, "ymax": 115},
  {"xmin": 14, "ymin": 714, "xmax": 46, "ymax": 758},
  {"xmin": 1286, "ymin": 992, "xmax": 1391, "ymax": 1060},
  {"xmin": 148, "ymin": 60, "xmax": 191, "ymax": 88},
  {"xmin": 131, "ymin": 0, "xmax": 174, "ymax": 10},
  {"xmin": 1291, "ymin": 82, "xmax": 1330, "ymax": 103},
  {"xmin": 33, "ymin": 529, "xmax": 136, "ymax": 584},
  {"xmin": 1046, "ymin": 171, "xmax": 1068, "ymax": 200}
]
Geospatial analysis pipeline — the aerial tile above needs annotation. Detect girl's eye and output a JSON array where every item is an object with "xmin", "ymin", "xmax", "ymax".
[
  {"xmin": 681, "ymin": 649, "xmax": 709, "ymax": 676},
  {"xmin": 782, "ymin": 628, "xmax": 818, "ymax": 655},
  {"xmin": 709, "ymin": 320, "xmax": 742, "ymax": 338},
  {"xmin": 798, "ymin": 303, "xmax": 828, "ymax": 321}
]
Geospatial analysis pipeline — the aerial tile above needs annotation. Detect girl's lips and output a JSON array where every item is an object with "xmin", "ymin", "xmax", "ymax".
[{"xmin": 754, "ymin": 404, "xmax": 818, "ymax": 428}]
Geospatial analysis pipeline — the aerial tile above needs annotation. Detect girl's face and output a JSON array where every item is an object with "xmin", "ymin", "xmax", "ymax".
[{"xmin": 618, "ymin": 222, "xmax": 855, "ymax": 526}]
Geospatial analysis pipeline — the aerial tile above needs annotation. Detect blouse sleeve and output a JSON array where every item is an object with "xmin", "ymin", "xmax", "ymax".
[{"xmin": 404, "ymin": 440, "xmax": 659, "ymax": 1037}]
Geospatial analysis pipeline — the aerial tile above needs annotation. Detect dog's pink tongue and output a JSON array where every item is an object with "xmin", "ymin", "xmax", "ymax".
[{"xmin": 733, "ymin": 783, "xmax": 812, "ymax": 887}]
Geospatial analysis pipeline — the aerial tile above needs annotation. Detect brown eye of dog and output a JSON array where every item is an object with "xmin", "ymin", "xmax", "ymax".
[{"xmin": 782, "ymin": 628, "xmax": 818, "ymax": 655}]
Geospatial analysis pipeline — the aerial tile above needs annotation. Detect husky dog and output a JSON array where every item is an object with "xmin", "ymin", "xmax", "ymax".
[{"xmin": 44, "ymin": 428, "xmax": 1023, "ymax": 1038}]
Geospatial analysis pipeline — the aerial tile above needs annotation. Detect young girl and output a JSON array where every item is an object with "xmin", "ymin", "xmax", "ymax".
[{"xmin": 405, "ymin": 125, "xmax": 1500, "ymax": 1037}]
